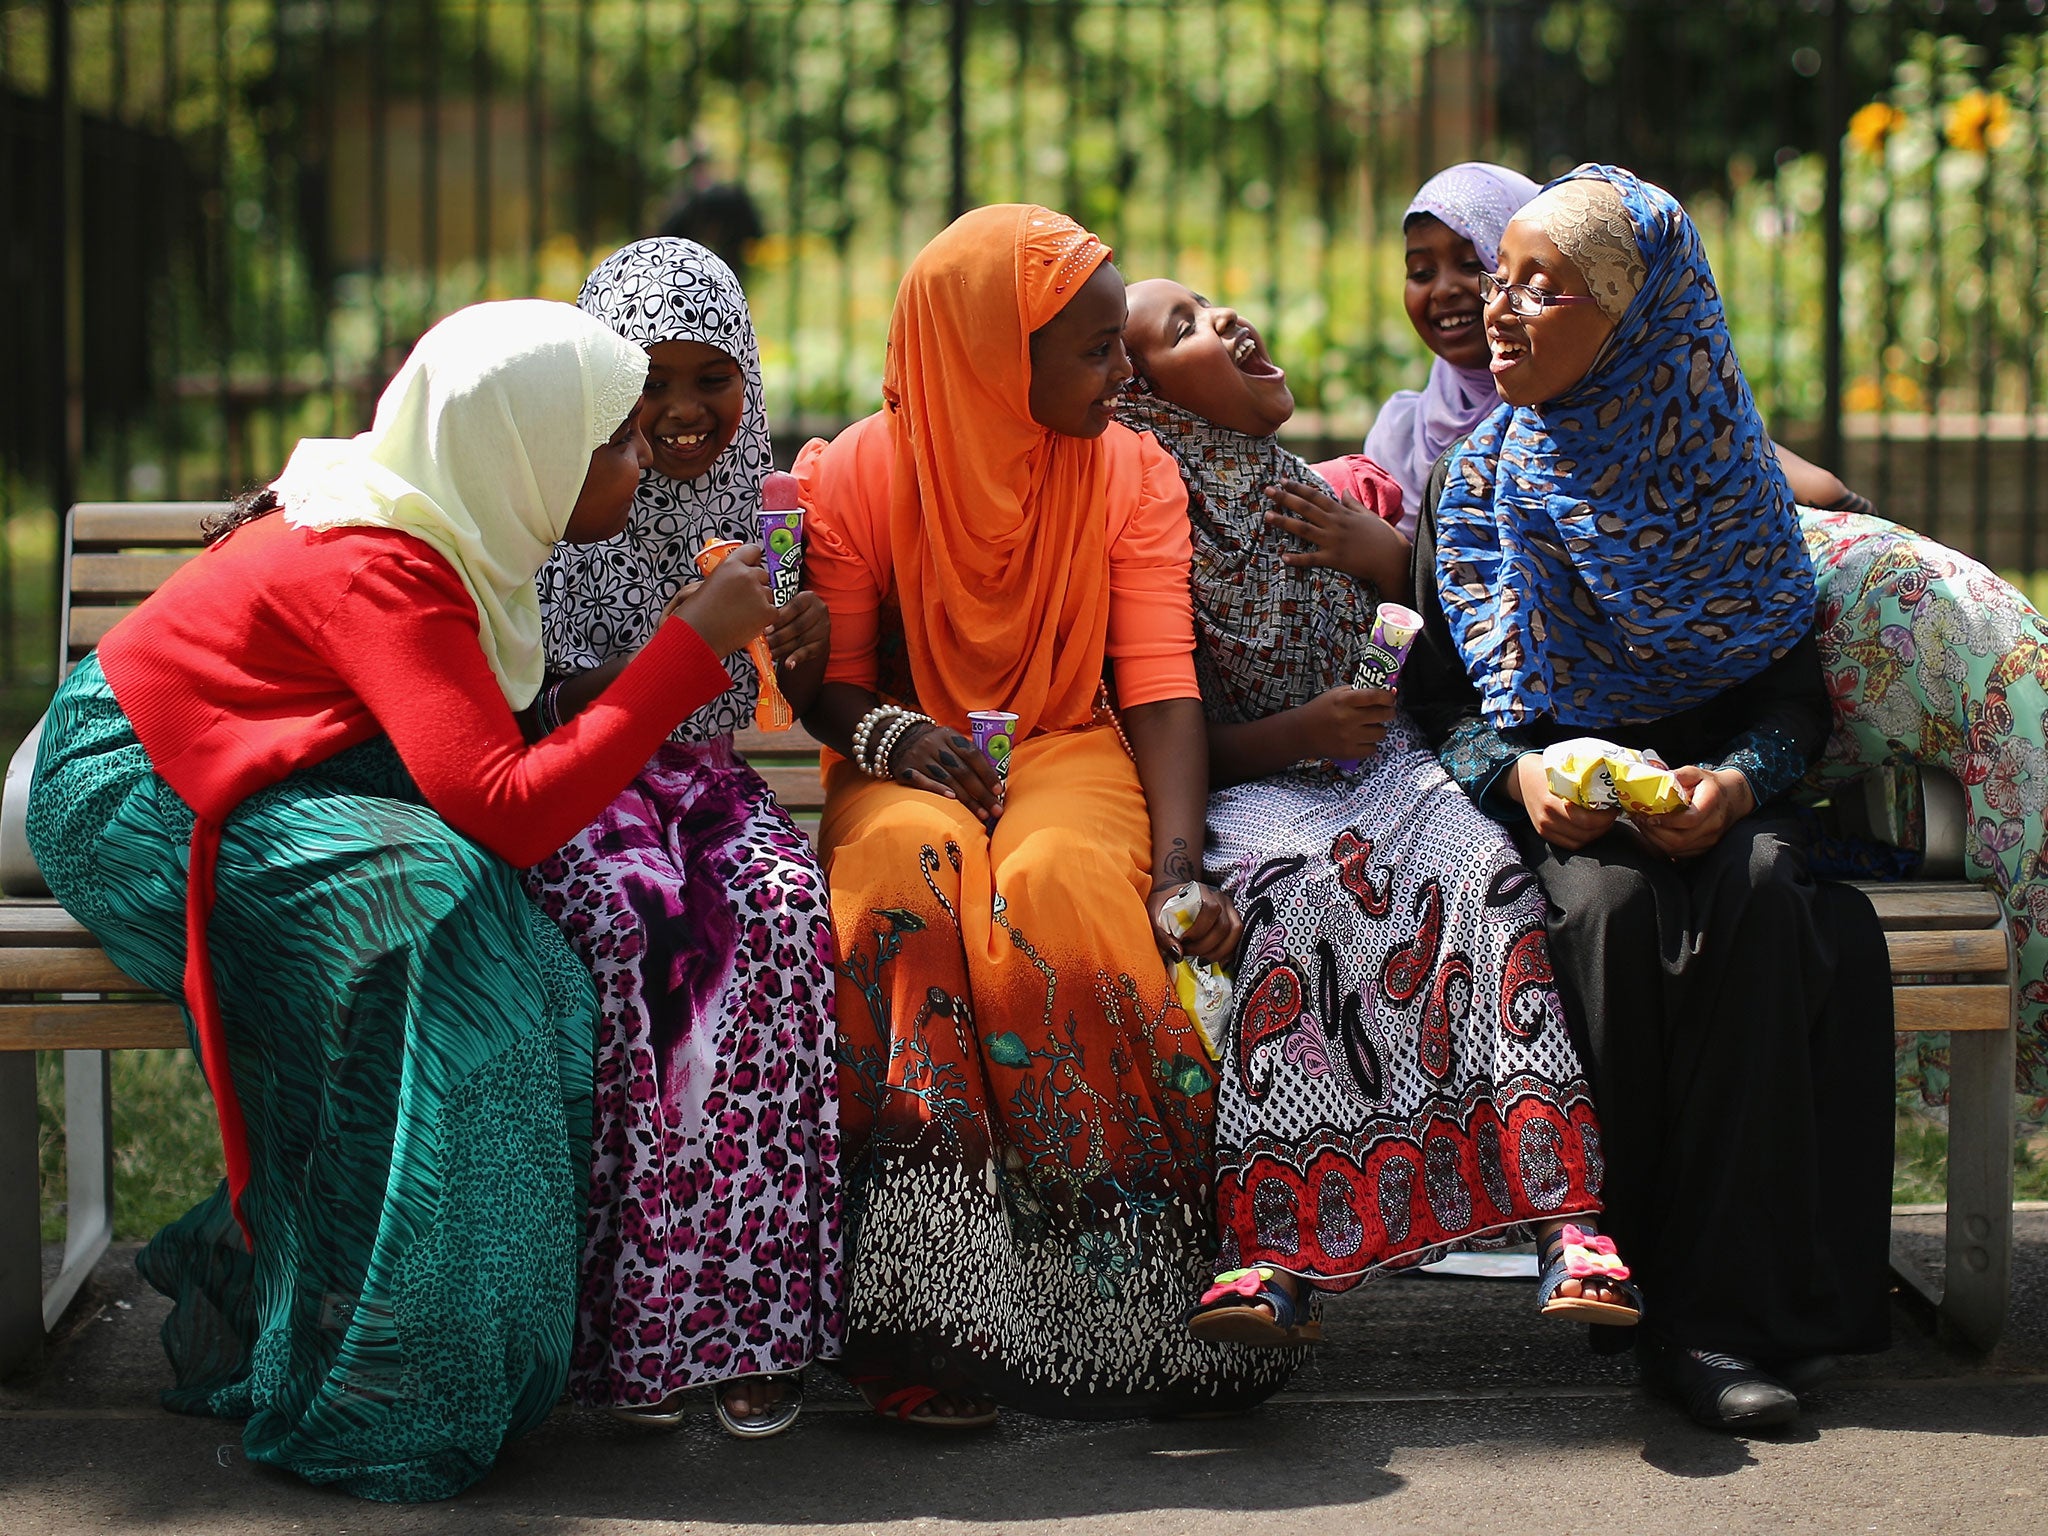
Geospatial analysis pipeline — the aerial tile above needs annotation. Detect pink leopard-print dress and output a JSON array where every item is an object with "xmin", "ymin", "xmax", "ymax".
[{"xmin": 527, "ymin": 737, "xmax": 844, "ymax": 1405}]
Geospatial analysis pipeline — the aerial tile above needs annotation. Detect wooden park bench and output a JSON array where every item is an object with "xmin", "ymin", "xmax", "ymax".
[{"xmin": 0, "ymin": 501, "xmax": 2020, "ymax": 1374}]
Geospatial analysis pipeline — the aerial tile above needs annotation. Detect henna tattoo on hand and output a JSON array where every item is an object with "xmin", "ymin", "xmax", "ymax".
[{"xmin": 1156, "ymin": 837, "xmax": 1197, "ymax": 889}]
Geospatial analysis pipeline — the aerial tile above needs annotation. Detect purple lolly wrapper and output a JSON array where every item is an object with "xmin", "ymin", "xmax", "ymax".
[
  {"xmin": 760, "ymin": 509, "xmax": 805, "ymax": 608},
  {"xmin": 968, "ymin": 710, "xmax": 1019, "ymax": 779},
  {"xmin": 1335, "ymin": 602, "xmax": 1425, "ymax": 771}
]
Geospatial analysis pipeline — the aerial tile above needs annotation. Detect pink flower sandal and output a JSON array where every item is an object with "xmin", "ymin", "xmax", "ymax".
[
  {"xmin": 1186, "ymin": 1266, "xmax": 1323, "ymax": 1347},
  {"xmin": 1536, "ymin": 1223, "xmax": 1645, "ymax": 1327}
]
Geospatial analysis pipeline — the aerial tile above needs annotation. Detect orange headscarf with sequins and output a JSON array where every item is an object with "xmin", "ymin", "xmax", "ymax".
[{"xmin": 882, "ymin": 204, "xmax": 1131, "ymax": 740}]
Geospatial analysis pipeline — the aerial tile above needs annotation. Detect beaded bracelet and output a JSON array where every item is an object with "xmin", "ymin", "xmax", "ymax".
[
  {"xmin": 850, "ymin": 703, "xmax": 934, "ymax": 778},
  {"xmin": 874, "ymin": 713, "xmax": 929, "ymax": 778},
  {"xmin": 851, "ymin": 704, "xmax": 909, "ymax": 774}
]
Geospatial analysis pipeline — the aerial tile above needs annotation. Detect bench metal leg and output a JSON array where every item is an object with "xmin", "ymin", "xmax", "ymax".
[
  {"xmin": 0, "ymin": 1052, "xmax": 41, "ymax": 1373},
  {"xmin": 48, "ymin": 1050, "xmax": 112, "ymax": 1332},
  {"xmin": 0, "ymin": 1051, "xmax": 115, "ymax": 1377},
  {"xmin": 1939, "ymin": 1022, "xmax": 2016, "ymax": 1353}
]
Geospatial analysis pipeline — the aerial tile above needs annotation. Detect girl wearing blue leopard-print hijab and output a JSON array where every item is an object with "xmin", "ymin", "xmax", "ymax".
[
  {"xmin": 1433, "ymin": 164, "xmax": 1815, "ymax": 730},
  {"xmin": 1405, "ymin": 165, "xmax": 1895, "ymax": 1439}
]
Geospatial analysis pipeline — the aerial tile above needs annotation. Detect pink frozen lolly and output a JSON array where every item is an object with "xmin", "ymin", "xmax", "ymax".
[{"xmin": 762, "ymin": 471, "xmax": 802, "ymax": 511}]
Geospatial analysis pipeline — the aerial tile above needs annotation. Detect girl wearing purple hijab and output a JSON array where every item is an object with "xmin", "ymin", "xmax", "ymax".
[{"xmin": 1363, "ymin": 162, "xmax": 1540, "ymax": 532}]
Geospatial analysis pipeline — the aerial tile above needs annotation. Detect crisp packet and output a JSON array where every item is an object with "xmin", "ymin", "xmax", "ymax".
[
  {"xmin": 1160, "ymin": 882, "xmax": 1231, "ymax": 1062},
  {"xmin": 1540, "ymin": 737, "xmax": 1688, "ymax": 815}
]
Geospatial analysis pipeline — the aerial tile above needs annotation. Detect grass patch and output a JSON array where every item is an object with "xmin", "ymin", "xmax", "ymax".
[
  {"xmin": 1893, "ymin": 1108, "xmax": 2048, "ymax": 1207},
  {"xmin": 37, "ymin": 1049, "xmax": 221, "ymax": 1243}
]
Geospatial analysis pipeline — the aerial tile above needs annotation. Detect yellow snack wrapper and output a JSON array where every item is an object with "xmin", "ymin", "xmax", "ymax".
[
  {"xmin": 1161, "ymin": 883, "xmax": 1232, "ymax": 1062},
  {"xmin": 1608, "ymin": 755, "xmax": 1688, "ymax": 815},
  {"xmin": 1542, "ymin": 738, "xmax": 1624, "ymax": 810},
  {"xmin": 1541, "ymin": 738, "xmax": 1688, "ymax": 815}
]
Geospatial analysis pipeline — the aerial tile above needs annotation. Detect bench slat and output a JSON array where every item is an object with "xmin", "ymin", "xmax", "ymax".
[
  {"xmin": 733, "ymin": 724, "xmax": 824, "ymax": 757},
  {"xmin": 0, "ymin": 905, "xmax": 104, "ymax": 945},
  {"xmin": 756, "ymin": 764, "xmax": 827, "ymax": 811},
  {"xmin": 1893, "ymin": 985, "xmax": 2012, "ymax": 1033},
  {"xmin": 0, "ymin": 1003, "xmax": 188, "ymax": 1051},
  {"xmin": 70, "ymin": 504, "xmax": 219, "ymax": 546},
  {"xmin": 0, "ymin": 948, "xmax": 153, "ymax": 992},
  {"xmin": 1857, "ymin": 882, "xmax": 2004, "ymax": 929},
  {"xmin": 68, "ymin": 551, "xmax": 199, "ymax": 595},
  {"xmin": 68, "ymin": 605, "xmax": 136, "ymax": 652},
  {"xmin": 1884, "ymin": 928, "xmax": 2011, "ymax": 976}
]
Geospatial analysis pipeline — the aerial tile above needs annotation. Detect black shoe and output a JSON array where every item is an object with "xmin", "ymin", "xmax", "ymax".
[{"xmin": 1641, "ymin": 1337, "xmax": 1800, "ymax": 1431}]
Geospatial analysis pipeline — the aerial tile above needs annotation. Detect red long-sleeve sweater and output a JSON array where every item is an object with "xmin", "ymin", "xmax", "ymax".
[{"xmin": 94, "ymin": 512, "xmax": 732, "ymax": 1236}]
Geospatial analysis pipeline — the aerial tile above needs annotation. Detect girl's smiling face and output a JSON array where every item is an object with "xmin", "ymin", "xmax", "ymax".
[
  {"xmin": 1402, "ymin": 214, "xmax": 1490, "ymax": 371},
  {"xmin": 1123, "ymin": 279, "xmax": 1293, "ymax": 437},
  {"xmin": 1485, "ymin": 217, "xmax": 1617, "ymax": 408},
  {"xmin": 641, "ymin": 338, "xmax": 747, "ymax": 481},
  {"xmin": 1027, "ymin": 260, "xmax": 1134, "ymax": 439}
]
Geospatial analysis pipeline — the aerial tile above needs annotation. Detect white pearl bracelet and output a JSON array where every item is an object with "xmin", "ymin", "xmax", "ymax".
[{"xmin": 851, "ymin": 704, "xmax": 934, "ymax": 779}]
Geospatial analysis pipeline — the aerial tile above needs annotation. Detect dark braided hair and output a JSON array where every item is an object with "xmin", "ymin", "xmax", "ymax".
[{"xmin": 200, "ymin": 484, "xmax": 283, "ymax": 546}]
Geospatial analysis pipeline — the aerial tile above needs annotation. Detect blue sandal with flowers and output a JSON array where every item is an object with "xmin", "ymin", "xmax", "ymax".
[{"xmin": 1186, "ymin": 1266, "xmax": 1323, "ymax": 1347}]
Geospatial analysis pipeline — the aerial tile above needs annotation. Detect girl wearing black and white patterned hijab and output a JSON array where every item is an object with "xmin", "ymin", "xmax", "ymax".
[
  {"xmin": 524, "ymin": 238, "xmax": 846, "ymax": 1440},
  {"xmin": 541, "ymin": 237, "xmax": 776, "ymax": 739}
]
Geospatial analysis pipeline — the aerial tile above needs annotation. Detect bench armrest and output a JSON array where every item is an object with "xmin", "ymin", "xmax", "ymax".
[{"xmin": 1, "ymin": 715, "xmax": 49, "ymax": 898}]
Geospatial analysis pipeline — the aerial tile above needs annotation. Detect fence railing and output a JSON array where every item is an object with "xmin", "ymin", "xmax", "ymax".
[{"xmin": 2, "ymin": 0, "xmax": 2044, "ymax": 685}]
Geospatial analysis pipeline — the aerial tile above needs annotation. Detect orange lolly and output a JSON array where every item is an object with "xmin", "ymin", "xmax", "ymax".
[{"xmin": 694, "ymin": 538, "xmax": 793, "ymax": 732}]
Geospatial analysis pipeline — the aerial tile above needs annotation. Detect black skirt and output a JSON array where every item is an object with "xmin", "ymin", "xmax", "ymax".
[{"xmin": 1514, "ymin": 810, "xmax": 1895, "ymax": 1361}]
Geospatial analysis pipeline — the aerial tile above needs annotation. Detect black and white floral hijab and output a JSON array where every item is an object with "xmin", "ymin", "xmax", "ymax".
[{"xmin": 540, "ymin": 237, "xmax": 772, "ymax": 741}]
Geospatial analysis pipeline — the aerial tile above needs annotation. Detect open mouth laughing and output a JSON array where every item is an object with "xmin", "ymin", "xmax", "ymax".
[{"xmin": 1228, "ymin": 327, "xmax": 1284, "ymax": 380}]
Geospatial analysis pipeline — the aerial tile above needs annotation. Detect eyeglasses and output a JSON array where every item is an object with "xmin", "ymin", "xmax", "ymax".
[{"xmin": 1478, "ymin": 273, "xmax": 1599, "ymax": 318}]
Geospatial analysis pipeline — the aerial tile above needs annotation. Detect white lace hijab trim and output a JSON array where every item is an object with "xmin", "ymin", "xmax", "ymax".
[{"xmin": 1515, "ymin": 179, "xmax": 1646, "ymax": 323}]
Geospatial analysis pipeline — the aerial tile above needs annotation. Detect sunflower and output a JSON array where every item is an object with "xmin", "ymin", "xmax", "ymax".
[{"xmin": 1945, "ymin": 90, "xmax": 2012, "ymax": 154}]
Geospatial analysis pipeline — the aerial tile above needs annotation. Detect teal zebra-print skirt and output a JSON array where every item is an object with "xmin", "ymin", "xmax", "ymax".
[{"xmin": 27, "ymin": 654, "xmax": 599, "ymax": 1503}]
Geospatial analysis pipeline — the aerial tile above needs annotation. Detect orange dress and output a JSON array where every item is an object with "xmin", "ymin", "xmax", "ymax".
[{"xmin": 794, "ymin": 205, "xmax": 1298, "ymax": 1416}]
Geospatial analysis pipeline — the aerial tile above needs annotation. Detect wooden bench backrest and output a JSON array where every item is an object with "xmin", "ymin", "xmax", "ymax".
[
  {"xmin": 58, "ymin": 501, "xmax": 829, "ymax": 822},
  {"xmin": 61, "ymin": 503, "xmax": 220, "ymax": 675}
]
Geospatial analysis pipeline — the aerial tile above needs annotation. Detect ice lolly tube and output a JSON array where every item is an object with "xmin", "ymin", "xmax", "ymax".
[
  {"xmin": 694, "ymin": 537, "xmax": 794, "ymax": 732},
  {"xmin": 759, "ymin": 471, "xmax": 805, "ymax": 610},
  {"xmin": 1335, "ymin": 601, "xmax": 1426, "ymax": 771},
  {"xmin": 967, "ymin": 709, "xmax": 1019, "ymax": 779},
  {"xmin": 1350, "ymin": 602, "xmax": 1425, "ymax": 691}
]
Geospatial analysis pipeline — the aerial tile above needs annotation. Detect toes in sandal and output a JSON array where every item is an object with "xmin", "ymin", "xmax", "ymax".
[
  {"xmin": 1537, "ymin": 1224, "xmax": 1645, "ymax": 1327},
  {"xmin": 849, "ymin": 1373, "xmax": 999, "ymax": 1431},
  {"xmin": 713, "ymin": 1372, "xmax": 806, "ymax": 1440},
  {"xmin": 1186, "ymin": 1267, "xmax": 1323, "ymax": 1347}
]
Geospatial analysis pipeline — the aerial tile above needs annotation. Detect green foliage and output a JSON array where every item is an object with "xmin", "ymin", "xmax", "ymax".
[{"xmin": 1835, "ymin": 30, "xmax": 2048, "ymax": 421}]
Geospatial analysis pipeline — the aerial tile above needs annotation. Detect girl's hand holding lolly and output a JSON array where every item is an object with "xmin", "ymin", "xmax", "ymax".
[
  {"xmin": 695, "ymin": 538, "xmax": 793, "ymax": 728},
  {"xmin": 1300, "ymin": 685, "xmax": 1396, "ymax": 761},
  {"xmin": 684, "ymin": 539, "xmax": 779, "ymax": 664}
]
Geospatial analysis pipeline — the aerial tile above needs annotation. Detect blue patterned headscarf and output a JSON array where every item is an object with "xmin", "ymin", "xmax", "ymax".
[{"xmin": 1433, "ymin": 164, "xmax": 1815, "ymax": 729}]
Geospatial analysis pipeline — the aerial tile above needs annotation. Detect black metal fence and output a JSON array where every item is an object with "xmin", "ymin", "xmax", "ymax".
[{"xmin": 2, "ymin": 0, "xmax": 2044, "ymax": 686}]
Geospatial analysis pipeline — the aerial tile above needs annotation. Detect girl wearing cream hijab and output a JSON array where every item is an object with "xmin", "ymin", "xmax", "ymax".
[{"xmin": 26, "ymin": 300, "xmax": 777, "ymax": 1502}]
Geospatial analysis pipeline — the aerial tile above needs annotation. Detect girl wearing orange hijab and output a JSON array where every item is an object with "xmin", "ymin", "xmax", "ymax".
[{"xmin": 795, "ymin": 206, "xmax": 1297, "ymax": 1424}]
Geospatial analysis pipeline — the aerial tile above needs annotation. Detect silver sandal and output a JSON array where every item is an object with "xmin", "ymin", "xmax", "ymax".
[{"xmin": 713, "ymin": 1372, "xmax": 805, "ymax": 1440}]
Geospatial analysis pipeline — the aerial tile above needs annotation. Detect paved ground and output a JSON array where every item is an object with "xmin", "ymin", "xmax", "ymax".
[{"xmin": 5, "ymin": 1213, "xmax": 2047, "ymax": 1534}]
